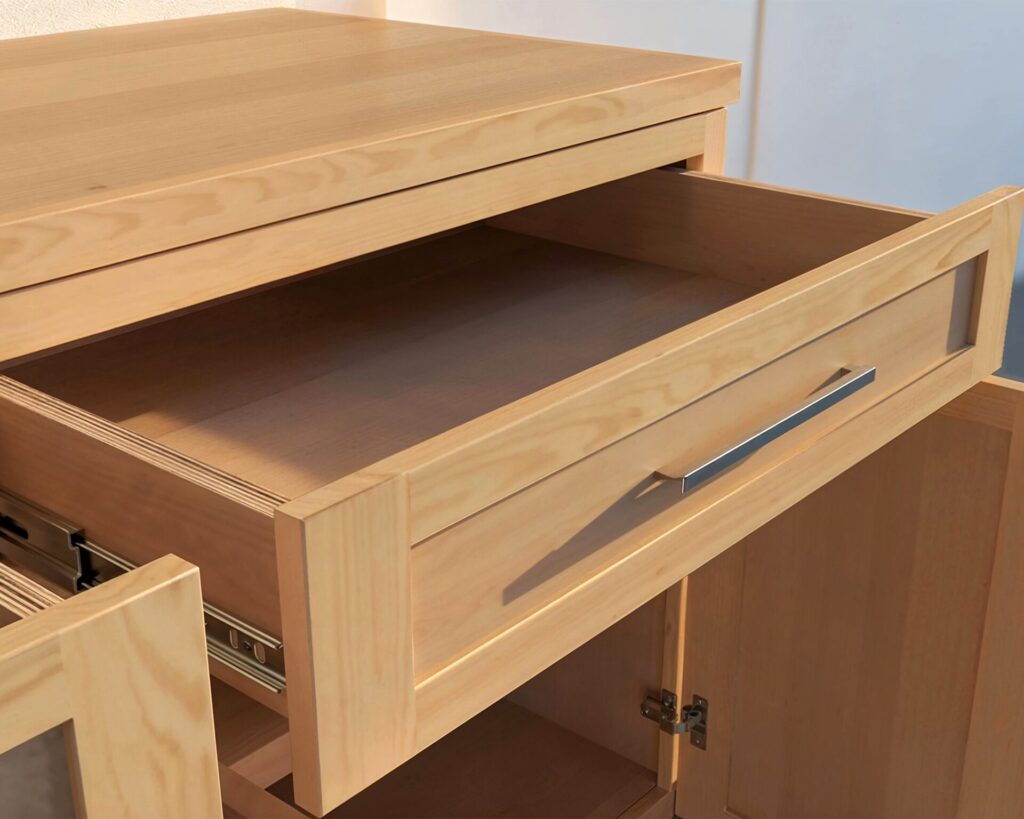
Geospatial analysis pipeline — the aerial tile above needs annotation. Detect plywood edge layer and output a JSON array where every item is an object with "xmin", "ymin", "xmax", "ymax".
[
  {"xmin": 0, "ymin": 376, "xmax": 281, "ymax": 514},
  {"xmin": 0, "ymin": 376, "xmax": 282, "ymax": 635},
  {"xmin": 0, "ymin": 562, "xmax": 63, "ymax": 619}
]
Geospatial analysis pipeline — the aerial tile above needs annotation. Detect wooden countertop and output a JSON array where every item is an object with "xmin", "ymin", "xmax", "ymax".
[{"xmin": 0, "ymin": 8, "xmax": 739, "ymax": 290}]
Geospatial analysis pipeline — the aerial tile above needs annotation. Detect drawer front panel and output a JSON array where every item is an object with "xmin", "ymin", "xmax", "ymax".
[
  {"xmin": 411, "ymin": 262, "xmax": 974, "ymax": 679},
  {"xmin": 277, "ymin": 178, "xmax": 1021, "ymax": 815},
  {"xmin": 387, "ymin": 177, "xmax": 1021, "ymax": 547}
]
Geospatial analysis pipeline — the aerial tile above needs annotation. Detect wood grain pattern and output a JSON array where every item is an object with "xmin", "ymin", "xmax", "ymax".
[
  {"xmin": 0, "ymin": 638, "xmax": 67, "ymax": 756},
  {"xmin": 11, "ymin": 228, "xmax": 751, "ymax": 500},
  {"xmin": 212, "ymin": 677, "xmax": 290, "ymax": 788},
  {"xmin": 674, "ymin": 544, "xmax": 747, "ymax": 819},
  {"xmin": 0, "ymin": 114, "xmax": 712, "ymax": 365},
  {"xmin": 508, "ymin": 594, "xmax": 666, "ymax": 773},
  {"xmin": 0, "ymin": 376, "xmax": 282, "ymax": 636},
  {"xmin": 729, "ymin": 414, "xmax": 1007, "ymax": 817},
  {"xmin": 686, "ymin": 107, "xmax": 728, "ymax": 175},
  {"xmin": 957, "ymin": 379, "xmax": 1024, "ymax": 817},
  {"xmin": 675, "ymin": 378, "xmax": 1024, "ymax": 818},
  {"xmin": 0, "ymin": 556, "xmax": 222, "ymax": 818},
  {"xmin": 6, "ymin": 176, "xmax": 1018, "ymax": 814},
  {"xmin": 276, "ymin": 474, "xmax": 415, "ymax": 815},
  {"xmin": 969, "ymin": 195, "xmax": 1024, "ymax": 378},
  {"xmin": 490, "ymin": 170, "xmax": 926, "ymax": 290},
  {"xmin": 0, "ymin": 10, "xmax": 738, "ymax": 290},
  {"xmin": 390, "ymin": 182, "xmax": 1019, "ymax": 545},
  {"xmin": 408, "ymin": 262, "xmax": 973, "ymax": 679},
  {"xmin": 411, "ymin": 348, "xmax": 983, "ymax": 757},
  {"xmin": 0, "ymin": 561, "xmax": 63, "ymax": 618}
]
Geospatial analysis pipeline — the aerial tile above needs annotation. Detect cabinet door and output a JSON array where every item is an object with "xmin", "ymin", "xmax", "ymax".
[
  {"xmin": 0, "ymin": 555, "xmax": 222, "ymax": 818},
  {"xmin": 675, "ymin": 377, "xmax": 1024, "ymax": 818}
]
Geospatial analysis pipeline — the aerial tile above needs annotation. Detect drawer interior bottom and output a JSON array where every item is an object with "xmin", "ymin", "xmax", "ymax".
[{"xmin": 7, "ymin": 226, "xmax": 756, "ymax": 500}]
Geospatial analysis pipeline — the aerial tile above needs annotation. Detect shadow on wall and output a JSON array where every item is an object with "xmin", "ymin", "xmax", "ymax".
[{"xmin": 1001, "ymin": 280, "xmax": 1024, "ymax": 381}]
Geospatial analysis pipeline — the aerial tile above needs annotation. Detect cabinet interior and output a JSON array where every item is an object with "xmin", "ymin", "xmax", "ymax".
[{"xmin": 216, "ymin": 592, "xmax": 670, "ymax": 818}]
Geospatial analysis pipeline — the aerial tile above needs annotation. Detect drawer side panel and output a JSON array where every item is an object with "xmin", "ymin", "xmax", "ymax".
[{"xmin": 0, "ymin": 378, "xmax": 281, "ymax": 636}]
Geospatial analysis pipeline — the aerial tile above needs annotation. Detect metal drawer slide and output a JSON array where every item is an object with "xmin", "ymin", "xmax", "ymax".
[{"xmin": 0, "ymin": 488, "xmax": 286, "ymax": 692}]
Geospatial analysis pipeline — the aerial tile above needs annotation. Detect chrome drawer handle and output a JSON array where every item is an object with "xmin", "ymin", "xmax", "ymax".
[{"xmin": 656, "ymin": 365, "xmax": 876, "ymax": 494}]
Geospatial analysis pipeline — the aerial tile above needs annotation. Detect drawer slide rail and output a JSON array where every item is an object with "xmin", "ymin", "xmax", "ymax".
[{"xmin": 0, "ymin": 488, "xmax": 286, "ymax": 692}]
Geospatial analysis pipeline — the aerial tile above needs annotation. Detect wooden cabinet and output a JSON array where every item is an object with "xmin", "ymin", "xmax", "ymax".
[{"xmin": 1, "ymin": 9, "xmax": 1022, "ymax": 819}]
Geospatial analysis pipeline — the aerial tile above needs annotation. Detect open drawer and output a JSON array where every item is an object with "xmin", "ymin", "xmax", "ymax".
[
  {"xmin": 0, "ymin": 552, "xmax": 221, "ymax": 817},
  {"xmin": 1, "ymin": 171, "xmax": 1020, "ymax": 814}
]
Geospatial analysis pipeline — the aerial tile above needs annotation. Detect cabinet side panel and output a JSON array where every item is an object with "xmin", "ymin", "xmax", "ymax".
[{"xmin": 957, "ymin": 381, "xmax": 1024, "ymax": 816}]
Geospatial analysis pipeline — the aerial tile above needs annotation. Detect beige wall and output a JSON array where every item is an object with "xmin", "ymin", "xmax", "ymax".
[{"xmin": 0, "ymin": 0, "xmax": 296, "ymax": 39}]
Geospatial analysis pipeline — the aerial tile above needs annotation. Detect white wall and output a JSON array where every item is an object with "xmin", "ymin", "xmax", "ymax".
[
  {"xmin": 753, "ymin": 2, "xmax": 1024, "ymax": 212},
  {"xmin": 0, "ymin": 0, "xmax": 295, "ymax": 39}
]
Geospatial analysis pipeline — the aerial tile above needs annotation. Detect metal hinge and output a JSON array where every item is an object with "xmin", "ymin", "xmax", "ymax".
[
  {"xmin": 0, "ymin": 488, "xmax": 286, "ymax": 693},
  {"xmin": 641, "ymin": 689, "xmax": 708, "ymax": 749}
]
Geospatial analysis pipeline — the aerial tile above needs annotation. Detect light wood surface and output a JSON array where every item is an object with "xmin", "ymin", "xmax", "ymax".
[
  {"xmin": 408, "ymin": 262, "xmax": 972, "ymax": 679},
  {"xmin": 676, "ymin": 377, "xmax": 1024, "ymax": 818},
  {"xmin": 674, "ymin": 544, "xmax": 747, "ymax": 819},
  {"xmin": 969, "ymin": 195, "xmax": 1024, "ymax": 378},
  {"xmin": 0, "ymin": 555, "xmax": 222, "ymax": 818},
  {"xmin": 270, "ymin": 699, "xmax": 657, "ymax": 819},
  {"xmin": 957, "ymin": 378, "xmax": 1024, "ymax": 817},
  {"xmin": 0, "ymin": 10, "xmax": 738, "ymax": 291},
  {"xmin": 657, "ymin": 582, "xmax": 686, "ymax": 791},
  {"xmin": 508, "ymin": 594, "xmax": 666, "ymax": 773},
  {"xmin": 212, "ymin": 677, "xmax": 290, "ymax": 788},
  {"xmin": 619, "ymin": 787, "xmax": 675, "ymax": 819},
  {"xmin": 277, "ymin": 474, "xmax": 415, "ymax": 814},
  {"xmin": 0, "ymin": 375, "xmax": 282, "ymax": 636},
  {"xmin": 389, "ymin": 181, "xmax": 1019, "ymax": 546},
  {"xmin": 411, "ymin": 344, "xmax": 982, "ymax": 760},
  {"xmin": 686, "ymin": 107, "xmax": 728, "ymax": 175},
  {"xmin": 490, "ymin": 170, "xmax": 926, "ymax": 290},
  {"xmin": 940, "ymin": 373, "xmax": 1020, "ymax": 430},
  {"xmin": 220, "ymin": 764, "xmax": 307, "ymax": 819},
  {"xmin": 14, "ymin": 177, "xmax": 1009, "ymax": 550},
  {"xmin": 6, "ymin": 174, "xmax": 1019, "ymax": 813},
  {"xmin": 0, "ymin": 561, "xmax": 63, "ymax": 619},
  {"xmin": 0, "ymin": 115, "xmax": 711, "ymax": 365},
  {"xmin": 10, "ymin": 227, "xmax": 751, "ymax": 499}
]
